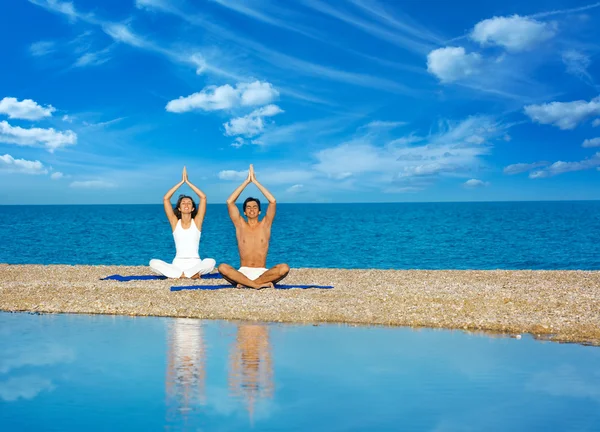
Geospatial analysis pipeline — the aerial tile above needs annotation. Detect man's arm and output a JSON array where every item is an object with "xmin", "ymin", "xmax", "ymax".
[
  {"xmin": 249, "ymin": 165, "xmax": 276, "ymax": 223},
  {"xmin": 226, "ymin": 170, "xmax": 251, "ymax": 225},
  {"xmin": 184, "ymin": 168, "xmax": 207, "ymax": 230}
]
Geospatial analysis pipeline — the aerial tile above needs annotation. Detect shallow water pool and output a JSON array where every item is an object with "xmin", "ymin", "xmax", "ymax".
[{"xmin": 1, "ymin": 312, "xmax": 599, "ymax": 431}]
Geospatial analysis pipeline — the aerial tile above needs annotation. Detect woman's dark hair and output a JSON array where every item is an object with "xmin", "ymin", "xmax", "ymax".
[
  {"xmin": 173, "ymin": 195, "xmax": 197, "ymax": 219},
  {"xmin": 243, "ymin": 197, "xmax": 261, "ymax": 212}
]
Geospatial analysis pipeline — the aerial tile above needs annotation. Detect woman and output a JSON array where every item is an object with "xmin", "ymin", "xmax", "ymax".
[{"xmin": 149, "ymin": 167, "xmax": 216, "ymax": 278}]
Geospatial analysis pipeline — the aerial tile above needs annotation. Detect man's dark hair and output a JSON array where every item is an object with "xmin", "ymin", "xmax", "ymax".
[
  {"xmin": 173, "ymin": 194, "xmax": 198, "ymax": 219},
  {"xmin": 243, "ymin": 197, "xmax": 261, "ymax": 212}
]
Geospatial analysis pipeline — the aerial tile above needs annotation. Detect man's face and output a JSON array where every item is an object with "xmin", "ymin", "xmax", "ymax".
[
  {"xmin": 244, "ymin": 201, "xmax": 260, "ymax": 218},
  {"xmin": 179, "ymin": 198, "xmax": 194, "ymax": 214}
]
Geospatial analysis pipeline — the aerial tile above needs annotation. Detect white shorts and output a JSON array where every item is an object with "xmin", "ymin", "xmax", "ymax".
[
  {"xmin": 238, "ymin": 267, "xmax": 268, "ymax": 281},
  {"xmin": 149, "ymin": 257, "xmax": 216, "ymax": 279}
]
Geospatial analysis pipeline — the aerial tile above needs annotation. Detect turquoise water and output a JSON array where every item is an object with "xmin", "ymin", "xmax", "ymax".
[
  {"xmin": 1, "ymin": 312, "xmax": 599, "ymax": 431},
  {"xmin": 0, "ymin": 201, "xmax": 599, "ymax": 269}
]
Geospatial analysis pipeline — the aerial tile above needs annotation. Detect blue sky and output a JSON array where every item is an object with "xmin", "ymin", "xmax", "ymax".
[{"xmin": 1, "ymin": 0, "xmax": 600, "ymax": 204}]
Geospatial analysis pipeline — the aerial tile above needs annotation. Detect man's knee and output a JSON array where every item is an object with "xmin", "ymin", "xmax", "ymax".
[
  {"xmin": 218, "ymin": 263, "xmax": 231, "ymax": 273},
  {"xmin": 278, "ymin": 263, "xmax": 290, "ymax": 275}
]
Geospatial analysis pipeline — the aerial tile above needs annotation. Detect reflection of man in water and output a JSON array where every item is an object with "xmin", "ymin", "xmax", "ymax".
[
  {"xmin": 165, "ymin": 319, "xmax": 206, "ymax": 422},
  {"xmin": 229, "ymin": 324, "xmax": 274, "ymax": 420}
]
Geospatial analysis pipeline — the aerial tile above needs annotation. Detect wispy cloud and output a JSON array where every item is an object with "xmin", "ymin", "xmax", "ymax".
[
  {"xmin": 29, "ymin": 0, "xmax": 241, "ymax": 79},
  {"xmin": 286, "ymin": 184, "xmax": 304, "ymax": 193},
  {"xmin": 0, "ymin": 121, "xmax": 77, "ymax": 152},
  {"xmin": 69, "ymin": 180, "xmax": 117, "ymax": 188},
  {"xmin": 208, "ymin": 0, "xmax": 323, "ymax": 40},
  {"xmin": 504, "ymin": 161, "xmax": 549, "ymax": 175},
  {"xmin": 562, "ymin": 50, "xmax": 596, "ymax": 87},
  {"xmin": 218, "ymin": 169, "xmax": 247, "ymax": 181},
  {"xmin": 529, "ymin": 2, "xmax": 600, "ymax": 18},
  {"xmin": 29, "ymin": 40, "xmax": 56, "ymax": 56},
  {"xmin": 73, "ymin": 45, "xmax": 112, "ymax": 67},
  {"xmin": 0, "ymin": 97, "xmax": 56, "ymax": 120},
  {"xmin": 530, "ymin": 152, "xmax": 600, "ymax": 178},
  {"xmin": 304, "ymin": 0, "xmax": 435, "ymax": 54},
  {"xmin": 313, "ymin": 115, "xmax": 505, "ymax": 187}
]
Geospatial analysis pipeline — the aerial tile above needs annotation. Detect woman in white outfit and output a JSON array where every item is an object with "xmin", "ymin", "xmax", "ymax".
[{"xmin": 149, "ymin": 167, "xmax": 216, "ymax": 279}]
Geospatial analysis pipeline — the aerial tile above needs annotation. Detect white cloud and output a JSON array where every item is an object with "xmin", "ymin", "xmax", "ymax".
[
  {"xmin": 231, "ymin": 137, "xmax": 245, "ymax": 148},
  {"xmin": 29, "ymin": 40, "xmax": 56, "ymax": 56},
  {"xmin": 427, "ymin": 47, "xmax": 482, "ymax": 83},
  {"xmin": 504, "ymin": 161, "xmax": 549, "ymax": 175},
  {"xmin": 463, "ymin": 179, "xmax": 489, "ymax": 187},
  {"xmin": 0, "ymin": 121, "xmax": 77, "ymax": 152},
  {"xmin": 0, "ymin": 97, "xmax": 55, "ymax": 120},
  {"xmin": 218, "ymin": 170, "xmax": 248, "ymax": 181},
  {"xmin": 529, "ymin": 152, "xmax": 600, "ymax": 178},
  {"xmin": 524, "ymin": 96, "xmax": 600, "ymax": 130},
  {"xmin": 286, "ymin": 184, "xmax": 304, "ymax": 193},
  {"xmin": 562, "ymin": 50, "xmax": 593, "ymax": 83},
  {"xmin": 260, "ymin": 170, "xmax": 315, "ymax": 185},
  {"xmin": 166, "ymin": 81, "xmax": 279, "ymax": 113},
  {"xmin": 0, "ymin": 344, "xmax": 75, "ymax": 373},
  {"xmin": 50, "ymin": 171, "xmax": 64, "ymax": 180},
  {"xmin": 74, "ymin": 46, "xmax": 111, "ymax": 67},
  {"xmin": 224, "ymin": 104, "xmax": 283, "ymax": 137},
  {"xmin": 0, "ymin": 376, "xmax": 54, "ymax": 402},
  {"xmin": 583, "ymin": 137, "xmax": 600, "ymax": 148},
  {"xmin": 470, "ymin": 15, "xmax": 555, "ymax": 51},
  {"xmin": 62, "ymin": 114, "xmax": 74, "ymax": 123},
  {"xmin": 69, "ymin": 180, "xmax": 116, "ymax": 188},
  {"xmin": 593, "ymin": 118, "xmax": 600, "ymax": 127},
  {"xmin": 363, "ymin": 120, "xmax": 407, "ymax": 130},
  {"xmin": 0, "ymin": 154, "xmax": 47, "ymax": 175}
]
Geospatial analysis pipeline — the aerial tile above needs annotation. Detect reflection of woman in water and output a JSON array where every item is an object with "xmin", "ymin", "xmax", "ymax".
[
  {"xmin": 229, "ymin": 324, "xmax": 274, "ymax": 418},
  {"xmin": 150, "ymin": 167, "xmax": 216, "ymax": 279}
]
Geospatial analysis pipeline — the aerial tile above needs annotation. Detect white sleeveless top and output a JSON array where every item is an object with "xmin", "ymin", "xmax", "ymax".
[{"xmin": 173, "ymin": 220, "xmax": 201, "ymax": 259}]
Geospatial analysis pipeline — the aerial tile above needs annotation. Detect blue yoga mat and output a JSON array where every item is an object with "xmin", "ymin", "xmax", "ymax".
[
  {"xmin": 170, "ymin": 284, "xmax": 334, "ymax": 291},
  {"xmin": 101, "ymin": 273, "xmax": 223, "ymax": 282}
]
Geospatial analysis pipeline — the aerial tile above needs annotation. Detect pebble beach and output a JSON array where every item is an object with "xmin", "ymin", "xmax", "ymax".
[{"xmin": 1, "ymin": 264, "xmax": 599, "ymax": 346}]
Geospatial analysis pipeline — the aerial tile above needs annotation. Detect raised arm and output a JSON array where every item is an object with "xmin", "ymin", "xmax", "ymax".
[
  {"xmin": 184, "ymin": 168, "xmax": 207, "ymax": 230},
  {"xmin": 249, "ymin": 165, "xmax": 276, "ymax": 223},
  {"xmin": 226, "ymin": 170, "xmax": 251, "ymax": 226},
  {"xmin": 163, "ymin": 168, "xmax": 186, "ymax": 229}
]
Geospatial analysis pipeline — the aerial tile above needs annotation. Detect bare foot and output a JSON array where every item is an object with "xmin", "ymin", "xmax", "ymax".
[
  {"xmin": 190, "ymin": 273, "xmax": 200, "ymax": 280},
  {"xmin": 253, "ymin": 282, "xmax": 274, "ymax": 290}
]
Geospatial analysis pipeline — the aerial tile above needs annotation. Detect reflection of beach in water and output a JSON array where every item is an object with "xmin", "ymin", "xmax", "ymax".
[
  {"xmin": 165, "ymin": 319, "xmax": 206, "ymax": 422},
  {"xmin": 229, "ymin": 324, "xmax": 274, "ymax": 421}
]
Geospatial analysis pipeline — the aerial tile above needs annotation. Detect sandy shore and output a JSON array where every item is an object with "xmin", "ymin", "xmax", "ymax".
[{"xmin": 1, "ymin": 264, "xmax": 599, "ymax": 345}]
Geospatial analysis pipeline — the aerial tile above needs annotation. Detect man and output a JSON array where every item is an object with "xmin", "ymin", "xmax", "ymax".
[{"xmin": 218, "ymin": 165, "xmax": 289, "ymax": 289}]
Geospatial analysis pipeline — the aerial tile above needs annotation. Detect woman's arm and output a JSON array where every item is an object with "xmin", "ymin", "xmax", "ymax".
[
  {"xmin": 163, "ymin": 168, "xmax": 185, "ymax": 229},
  {"xmin": 185, "ymin": 169, "xmax": 207, "ymax": 230}
]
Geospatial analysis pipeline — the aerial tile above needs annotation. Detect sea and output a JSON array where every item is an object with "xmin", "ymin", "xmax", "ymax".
[{"xmin": 0, "ymin": 201, "xmax": 598, "ymax": 269}]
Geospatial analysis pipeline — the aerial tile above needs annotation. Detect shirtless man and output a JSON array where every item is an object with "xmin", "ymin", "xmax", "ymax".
[{"xmin": 217, "ymin": 165, "xmax": 290, "ymax": 289}]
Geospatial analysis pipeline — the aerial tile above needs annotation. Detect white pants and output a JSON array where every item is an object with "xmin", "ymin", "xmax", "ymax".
[
  {"xmin": 149, "ymin": 257, "xmax": 216, "ymax": 279},
  {"xmin": 238, "ymin": 267, "xmax": 268, "ymax": 281}
]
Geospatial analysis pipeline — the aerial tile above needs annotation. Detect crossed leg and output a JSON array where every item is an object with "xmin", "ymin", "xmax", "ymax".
[{"xmin": 218, "ymin": 263, "xmax": 290, "ymax": 289}]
